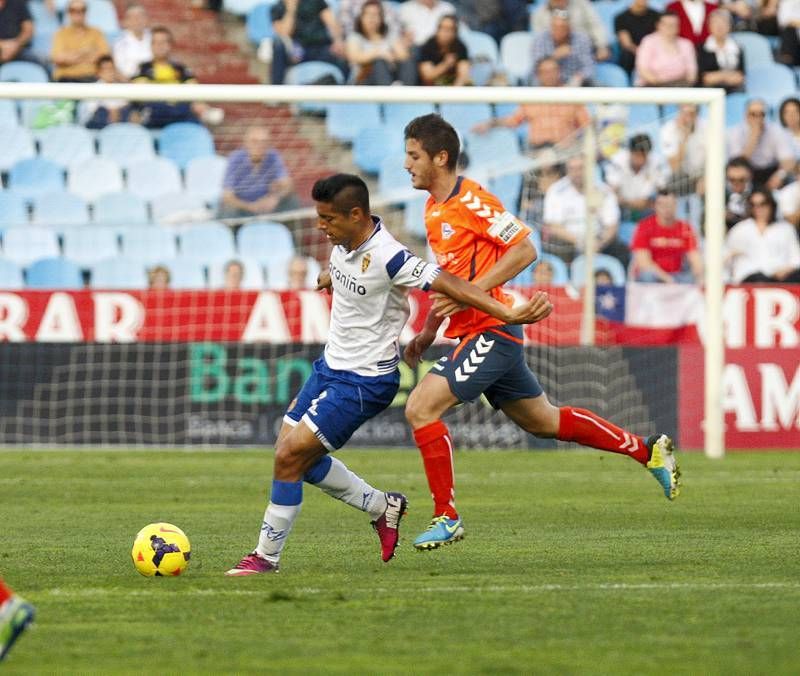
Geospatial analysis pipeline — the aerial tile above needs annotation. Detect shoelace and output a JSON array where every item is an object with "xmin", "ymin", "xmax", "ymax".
[{"xmin": 426, "ymin": 515, "xmax": 450, "ymax": 530}]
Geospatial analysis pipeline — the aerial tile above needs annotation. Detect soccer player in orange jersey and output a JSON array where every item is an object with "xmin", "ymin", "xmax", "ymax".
[{"xmin": 401, "ymin": 114, "xmax": 681, "ymax": 550}]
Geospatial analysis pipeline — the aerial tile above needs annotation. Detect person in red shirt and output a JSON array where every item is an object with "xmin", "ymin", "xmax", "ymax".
[
  {"xmin": 631, "ymin": 189, "xmax": 704, "ymax": 282},
  {"xmin": 402, "ymin": 114, "xmax": 682, "ymax": 550},
  {"xmin": 665, "ymin": 0, "xmax": 717, "ymax": 45}
]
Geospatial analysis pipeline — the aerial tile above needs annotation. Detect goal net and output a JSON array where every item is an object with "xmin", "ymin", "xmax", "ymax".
[{"xmin": 0, "ymin": 82, "xmax": 725, "ymax": 456}]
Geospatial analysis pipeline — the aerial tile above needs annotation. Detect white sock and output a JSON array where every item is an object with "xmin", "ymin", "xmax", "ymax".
[
  {"xmin": 311, "ymin": 456, "xmax": 387, "ymax": 520},
  {"xmin": 256, "ymin": 502, "xmax": 301, "ymax": 562}
]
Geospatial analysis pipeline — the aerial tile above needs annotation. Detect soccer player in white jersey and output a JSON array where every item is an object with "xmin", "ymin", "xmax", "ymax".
[{"xmin": 225, "ymin": 174, "xmax": 553, "ymax": 575}]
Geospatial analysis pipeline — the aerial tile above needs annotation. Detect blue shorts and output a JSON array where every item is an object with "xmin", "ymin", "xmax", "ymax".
[
  {"xmin": 432, "ymin": 325, "xmax": 543, "ymax": 409},
  {"xmin": 284, "ymin": 357, "xmax": 400, "ymax": 451}
]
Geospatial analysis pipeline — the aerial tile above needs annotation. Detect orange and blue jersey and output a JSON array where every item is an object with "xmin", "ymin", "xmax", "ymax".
[{"xmin": 424, "ymin": 176, "xmax": 532, "ymax": 339}]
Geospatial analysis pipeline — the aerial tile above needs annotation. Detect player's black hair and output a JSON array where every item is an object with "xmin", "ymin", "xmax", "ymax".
[
  {"xmin": 311, "ymin": 173, "xmax": 370, "ymax": 215},
  {"xmin": 404, "ymin": 114, "xmax": 460, "ymax": 171},
  {"xmin": 629, "ymin": 133, "xmax": 652, "ymax": 153}
]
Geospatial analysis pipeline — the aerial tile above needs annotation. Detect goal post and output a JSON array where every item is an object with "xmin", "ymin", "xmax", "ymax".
[{"xmin": 0, "ymin": 82, "xmax": 725, "ymax": 457}]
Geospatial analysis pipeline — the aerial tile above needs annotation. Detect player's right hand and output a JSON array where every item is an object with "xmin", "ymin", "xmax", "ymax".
[
  {"xmin": 403, "ymin": 331, "xmax": 435, "ymax": 369},
  {"xmin": 509, "ymin": 291, "xmax": 553, "ymax": 325},
  {"xmin": 316, "ymin": 270, "xmax": 332, "ymax": 294}
]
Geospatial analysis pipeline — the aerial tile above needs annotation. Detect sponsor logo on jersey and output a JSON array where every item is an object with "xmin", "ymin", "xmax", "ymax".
[
  {"xmin": 361, "ymin": 253, "xmax": 371, "ymax": 273},
  {"xmin": 411, "ymin": 261, "xmax": 426, "ymax": 278},
  {"xmin": 441, "ymin": 222, "xmax": 455, "ymax": 240},
  {"xmin": 330, "ymin": 264, "xmax": 367, "ymax": 296}
]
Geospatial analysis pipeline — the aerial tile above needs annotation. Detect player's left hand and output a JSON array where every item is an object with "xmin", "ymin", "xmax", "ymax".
[
  {"xmin": 316, "ymin": 270, "xmax": 332, "ymax": 294},
  {"xmin": 431, "ymin": 292, "xmax": 465, "ymax": 318},
  {"xmin": 506, "ymin": 291, "xmax": 553, "ymax": 325}
]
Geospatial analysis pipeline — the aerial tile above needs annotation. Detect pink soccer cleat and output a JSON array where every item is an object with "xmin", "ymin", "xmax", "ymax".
[
  {"xmin": 371, "ymin": 492, "xmax": 408, "ymax": 562},
  {"xmin": 224, "ymin": 552, "xmax": 279, "ymax": 576}
]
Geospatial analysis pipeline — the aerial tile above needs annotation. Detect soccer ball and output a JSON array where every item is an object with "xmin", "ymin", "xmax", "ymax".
[{"xmin": 131, "ymin": 522, "xmax": 191, "ymax": 577}]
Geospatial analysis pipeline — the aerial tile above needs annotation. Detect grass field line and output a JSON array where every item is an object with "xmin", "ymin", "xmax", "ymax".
[{"xmin": 40, "ymin": 581, "xmax": 800, "ymax": 599}]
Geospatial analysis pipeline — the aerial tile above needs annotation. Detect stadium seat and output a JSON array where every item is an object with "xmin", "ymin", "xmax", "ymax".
[
  {"xmin": 325, "ymin": 102, "xmax": 382, "ymax": 143},
  {"xmin": 460, "ymin": 29, "xmax": 499, "ymax": 65},
  {"xmin": 466, "ymin": 128, "xmax": 522, "ymax": 171},
  {"xmin": 32, "ymin": 191, "xmax": 90, "ymax": 228},
  {"xmin": 126, "ymin": 157, "xmax": 182, "ymax": 199},
  {"xmin": 208, "ymin": 256, "xmax": 265, "ymax": 289},
  {"xmin": 3, "ymin": 227, "xmax": 60, "ymax": 266},
  {"xmin": 223, "ymin": 0, "xmax": 264, "ymax": 15},
  {"xmin": 489, "ymin": 172, "xmax": 523, "ymax": 212},
  {"xmin": 85, "ymin": 0, "xmax": 121, "ymax": 40},
  {"xmin": 150, "ymin": 193, "xmax": 210, "ymax": 224},
  {"xmin": 163, "ymin": 258, "xmax": 207, "ymax": 289},
  {"xmin": 353, "ymin": 125, "xmax": 404, "ymax": 174},
  {"xmin": 38, "ymin": 124, "xmax": 96, "ymax": 169},
  {"xmin": 62, "ymin": 226, "xmax": 120, "ymax": 265},
  {"xmin": 0, "ymin": 61, "xmax": 49, "ymax": 83},
  {"xmin": 8, "ymin": 158, "xmax": 64, "ymax": 198},
  {"xmin": 90, "ymin": 257, "xmax": 148, "ymax": 289},
  {"xmin": 26, "ymin": 257, "xmax": 84, "ymax": 289},
  {"xmin": 378, "ymin": 153, "xmax": 415, "ymax": 201},
  {"xmin": 570, "ymin": 253, "xmax": 627, "ymax": 286},
  {"xmin": 733, "ymin": 32, "xmax": 775, "ymax": 70},
  {"xmin": 97, "ymin": 122, "xmax": 156, "ymax": 170},
  {"xmin": 158, "ymin": 122, "xmax": 216, "ymax": 170},
  {"xmin": 746, "ymin": 64, "xmax": 796, "ymax": 109},
  {"xmin": 237, "ymin": 221, "xmax": 294, "ymax": 261},
  {"xmin": 0, "ymin": 259, "xmax": 24, "ymax": 289},
  {"xmin": 0, "ymin": 125, "xmax": 34, "ymax": 171},
  {"xmin": 500, "ymin": 31, "xmax": 534, "ymax": 85},
  {"xmin": 469, "ymin": 60, "xmax": 495, "ymax": 86},
  {"xmin": 185, "ymin": 155, "xmax": 228, "ymax": 204},
  {"xmin": 618, "ymin": 220, "xmax": 637, "ymax": 246},
  {"xmin": 383, "ymin": 103, "xmax": 436, "ymax": 130},
  {"xmin": 538, "ymin": 253, "xmax": 570, "ymax": 286},
  {"xmin": 592, "ymin": 0, "xmax": 623, "ymax": 48},
  {"xmin": 285, "ymin": 61, "xmax": 345, "ymax": 113},
  {"xmin": 67, "ymin": 157, "xmax": 124, "ymax": 201},
  {"xmin": 0, "ymin": 99, "xmax": 19, "ymax": 126},
  {"xmin": 725, "ymin": 92, "xmax": 749, "ymax": 128},
  {"xmin": 594, "ymin": 62, "xmax": 629, "ymax": 87},
  {"xmin": 121, "ymin": 227, "xmax": 178, "ymax": 265},
  {"xmin": 246, "ymin": 2, "xmax": 275, "ymax": 45},
  {"xmin": 178, "ymin": 222, "xmax": 236, "ymax": 262},
  {"xmin": 627, "ymin": 103, "xmax": 661, "ymax": 129},
  {"xmin": 0, "ymin": 191, "xmax": 29, "ymax": 228},
  {"xmin": 403, "ymin": 194, "xmax": 427, "ymax": 238},
  {"xmin": 438, "ymin": 103, "xmax": 492, "ymax": 136},
  {"xmin": 93, "ymin": 191, "xmax": 149, "ymax": 225}
]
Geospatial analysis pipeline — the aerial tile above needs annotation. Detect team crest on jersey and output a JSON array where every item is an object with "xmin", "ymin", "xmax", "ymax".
[
  {"xmin": 441, "ymin": 222, "xmax": 455, "ymax": 240},
  {"xmin": 361, "ymin": 253, "xmax": 371, "ymax": 273}
]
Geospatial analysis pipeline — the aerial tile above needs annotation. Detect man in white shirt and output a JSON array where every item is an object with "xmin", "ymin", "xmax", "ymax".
[
  {"xmin": 113, "ymin": 4, "xmax": 151, "ymax": 79},
  {"xmin": 604, "ymin": 133, "xmax": 669, "ymax": 221},
  {"xmin": 399, "ymin": 0, "xmax": 455, "ymax": 46},
  {"xmin": 543, "ymin": 155, "xmax": 629, "ymax": 267},
  {"xmin": 778, "ymin": 161, "xmax": 800, "ymax": 226},
  {"xmin": 660, "ymin": 103, "xmax": 706, "ymax": 193}
]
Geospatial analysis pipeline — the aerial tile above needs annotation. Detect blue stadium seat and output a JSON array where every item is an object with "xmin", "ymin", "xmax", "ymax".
[
  {"xmin": 38, "ymin": 124, "xmax": 96, "ymax": 169},
  {"xmin": 725, "ymin": 92, "xmax": 749, "ymax": 128},
  {"xmin": 98, "ymin": 122, "xmax": 155, "ymax": 170},
  {"xmin": 246, "ymin": 2, "xmax": 276, "ymax": 45},
  {"xmin": 500, "ymin": 31, "xmax": 533, "ymax": 85},
  {"xmin": 570, "ymin": 253, "xmax": 627, "ymax": 286},
  {"xmin": 90, "ymin": 257, "xmax": 148, "ymax": 288},
  {"xmin": 383, "ymin": 103, "xmax": 436, "ymax": 130},
  {"xmin": 127, "ymin": 157, "xmax": 182, "ymax": 199},
  {"xmin": 0, "ymin": 259, "xmax": 24, "ymax": 289},
  {"xmin": 179, "ymin": 222, "xmax": 236, "ymax": 262},
  {"xmin": 237, "ymin": 221, "xmax": 294, "ymax": 261},
  {"xmin": 510, "ymin": 231, "xmax": 543, "ymax": 285},
  {"xmin": 0, "ymin": 125, "xmax": 34, "ymax": 171},
  {"xmin": 121, "ymin": 227, "xmax": 178, "ymax": 265},
  {"xmin": 26, "ymin": 257, "xmax": 84, "ymax": 289},
  {"xmin": 0, "ymin": 191, "xmax": 28, "ymax": 228},
  {"xmin": 8, "ymin": 158, "xmax": 64, "ymax": 198},
  {"xmin": 592, "ymin": 0, "xmax": 623, "ymax": 48},
  {"xmin": 353, "ymin": 125, "xmax": 404, "ymax": 174},
  {"xmin": 285, "ymin": 61, "xmax": 345, "ymax": 113},
  {"xmin": 164, "ymin": 258, "xmax": 207, "ymax": 289},
  {"xmin": 733, "ymin": 31, "xmax": 775, "ymax": 71},
  {"xmin": 0, "ymin": 99, "xmax": 19, "ymax": 126},
  {"xmin": 32, "ymin": 191, "xmax": 90, "ymax": 228},
  {"xmin": 93, "ymin": 191, "xmax": 149, "ymax": 225},
  {"xmin": 627, "ymin": 103, "xmax": 660, "ymax": 129},
  {"xmin": 325, "ymin": 102, "xmax": 382, "ymax": 143},
  {"xmin": 460, "ymin": 29, "xmax": 499, "ymax": 65},
  {"xmin": 158, "ymin": 122, "xmax": 216, "ymax": 170},
  {"xmin": 85, "ymin": 0, "xmax": 121, "ymax": 40},
  {"xmin": 150, "ymin": 193, "xmax": 209, "ymax": 224},
  {"xmin": 0, "ymin": 61, "xmax": 49, "ymax": 83},
  {"xmin": 619, "ymin": 220, "xmax": 637, "ymax": 246},
  {"xmin": 3, "ymin": 227, "xmax": 61, "ymax": 266},
  {"xmin": 746, "ymin": 64, "xmax": 796, "ymax": 109},
  {"xmin": 594, "ymin": 62, "xmax": 629, "ymax": 87},
  {"xmin": 62, "ymin": 226, "xmax": 120, "ymax": 265},
  {"xmin": 403, "ymin": 194, "xmax": 427, "ymax": 238},
  {"xmin": 537, "ymin": 253, "xmax": 570, "ymax": 286},
  {"xmin": 185, "ymin": 155, "xmax": 228, "ymax": 204},
  {"xmin": 439, "ymin": 103, "xmax": 492, "ymax": 136},
  {"xmin": 223, "ymin": 0, "xmax": 264, "ymax": 15},
  {"xmin": 67, "ymin": 157, "xmax": 124, "ymax": 201},
  {"xmin": 378, "ymin": 153, "xmax": 415, "ymax": 201},
  {"xmin": 466, "ymin": 128, "xmax": 522, "ymax": 171},
  {"xmin": 489, "ymin": 172, "xmax": 523, "ymax": 212},
  {"xmin": 470, "ymin": 60, "xmax": 494, "ymax": 86},
  {"xmin": 208, "ymin": 256, "xmax": 265, "ymax": 289}
]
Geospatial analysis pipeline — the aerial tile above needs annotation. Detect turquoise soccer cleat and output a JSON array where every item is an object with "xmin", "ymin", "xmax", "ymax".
[
  {"xmin": 646, "ymin": 433, "xmax": 681, "ymax": 500},
  {"xmin": 0, "ymin": 595, "xmax": 35, "ymax": 662},
  {"xmin": 413, "ymin": 515, "xmax": 465, "ymax": 550}
]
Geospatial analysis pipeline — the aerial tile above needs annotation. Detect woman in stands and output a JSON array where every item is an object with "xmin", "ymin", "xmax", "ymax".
[
  {"xmin": 778, "ymin": 98, "xmax": 800, "ymax": 159},
  {"xmin": 697, "ymin": 9, "xmax": 745, "ymax": 93},
  {"xmin": 417, "ymin": 14, "xmax": 471, "ymax": 86},
  {"xmin": 634, "ymin": 11, "xmax": 697, "ymax": 86},
  {"xmin": 346, "ymin": 0, "xmax": 416, "ymax": 85}
]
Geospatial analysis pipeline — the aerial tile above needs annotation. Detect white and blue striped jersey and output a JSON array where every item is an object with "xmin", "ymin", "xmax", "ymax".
[{"xmin": 325, "ymin": 217, "xmax": 440, "ymax": 377}]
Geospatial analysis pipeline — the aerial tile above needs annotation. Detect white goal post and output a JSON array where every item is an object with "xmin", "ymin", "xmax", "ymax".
[{"xmin": 0, "ymin": 82, "xmax": 726, "ymax": 458}]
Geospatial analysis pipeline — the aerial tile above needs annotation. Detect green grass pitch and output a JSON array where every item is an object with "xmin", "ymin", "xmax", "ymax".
[{"xmin": 1, "ymin": 449, "xmax": 799, "ymax": 674}]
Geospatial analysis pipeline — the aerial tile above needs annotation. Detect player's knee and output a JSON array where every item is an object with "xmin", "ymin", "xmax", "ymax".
[
  {"xmin": 273, "ymin": 439, "xmax": 308, "ymax": 480},
  {"xmin": 523, "ymin": 405, "xmax": 560, "ymax": 438},
  {"xmin": 405, "ymin": 391, "xmax": 433, "ymax": 429}
]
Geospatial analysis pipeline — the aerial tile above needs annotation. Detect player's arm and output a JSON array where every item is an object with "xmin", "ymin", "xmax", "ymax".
[{"xmin": 472, "ymin": 236, "xmax": 537, "ymax": 293}]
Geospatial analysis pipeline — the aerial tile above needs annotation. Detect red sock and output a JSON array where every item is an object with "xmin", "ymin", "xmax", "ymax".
[
  {"xmin": 558, "ymin": 406, "xmax": 649, "ymax": 465},
  {"xmin": 0, "ymin": 578, "xmax": 13, "ymax": 604},
  {"xmin": 413, "ymin": 420, "xmax": 458, "ymax": 519}
]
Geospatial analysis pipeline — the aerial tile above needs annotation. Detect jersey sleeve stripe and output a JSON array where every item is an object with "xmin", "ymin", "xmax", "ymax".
[
  {"xmin": 422, "ymin": 267, "xmax": 440, "ymax": 291},
  {"xmin": 385, "ymin": 250, "xmax": 410, "ymax": 279}
]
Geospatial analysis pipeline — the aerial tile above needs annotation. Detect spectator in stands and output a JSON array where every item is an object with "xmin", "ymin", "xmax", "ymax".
[
  {"xmin": 726, "ymin": 156, "xmax": 754, "ymax": 229},
  {"xmin": 223, "ymin": 260, "xmax": 244, "ymax": 291},
  {"xmin": 665, "ymin": 0, "xmax": 717, "ymax": 46},
  {"xmin": 604, "ymin": 133, "xmax": 669, "ymax": 222},
  {"xmin": 51, "ymin": 0, "xmax": 110, "ymax": 82},
  {"xmin": 595, "ymin": 268, "xmax": 614, "ymax": 285},
  {"xmin": 660, "ymin": 103, "xmax": 706, "ymax": 193},
  {"xmin": 132, "ymin": 26, "xmax": 223, "ymax": 128},
  {"xmin": 754, "ymin": 0, "xmax": 780, "ymax": 34},
  {"xmin": 0, "ymin": 0, "xmax": 35, "ymax": 65},
  {"xmin": 727, "ymin": 98, "xmax": 795, "ymax": 189},
  {"xmin": 288, "ymin": 256, "xmax": 310, "ymax": 289},
  {"xmin": 532, "ymin": 0, "xmax": 611, "ymax": 61},
  {"xmin": 533, "ymin": 258, "xmax": 555, "ymax": 285},
  {"xmin": 346, "ymin": 0, "xmax": 415, "ymax": 85},
  {"xmin": 219, "ymin": 124, "xmax": 299, "ymax": 218},
  {"xmin": 725, "ymin": 188, "xmax": 800, "ymax": 282},
  {"xmin": 148, "ymin": 265, "xmax": 171, "ymax": 290},
  {"xmin": 458, "ymin": 0, "xmax": 528, "ymax": 44},
  {"xmin": 543, "ymin": 155, "xmax": 629, "ymax": 267},
  {"xmin": 778, "ymin": 0, "xmax": 800, "ymax": 64},
  {"xmin": 615, "ymin": 0, "xmax": 661, "ymax": 75},
  {"xmin": 113, "ymin": 4, "xmax": 152, "ymax": 80},
  {"xmin": 79, "ymin": 55, "xmax": 129, "ymax": 129},
  {"xmin": 635, "ymin": 12, "xmax": 697, "ymax": 86},
  {"xmin": 418, "ymin": 15, "xmax": 470, "ymax": 86},
  {"xmin": 630, "ymin": 189, "xmax": 703, "ymax": 282},
  {"xmin": 778, "ymin": 97, "xmax": 800, "ymax": 158},
  {"xmin": 399, "ymin": 0, "xmax": 455, "ymax": 47},
  {"xmin": 472, "ymin": 58, "xmax": 590, "ymax": 152},
  {"xmin": 270, "ymin": 0, "xmax": 348, "ymax": 85},
  {"xmin": 338, "ymin": 0, "xmax": 401, "ymax": 38},
  {"xmin": 778, "ymin": 161, "xmax": 800, "ymax": 225},
  {"xmin": 531, "ymin": 11, "xmax": 595, "ymax": 86},
  {"xmin": 697, "ymin": 9, "xmax": 745, "ymax": 93}
]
